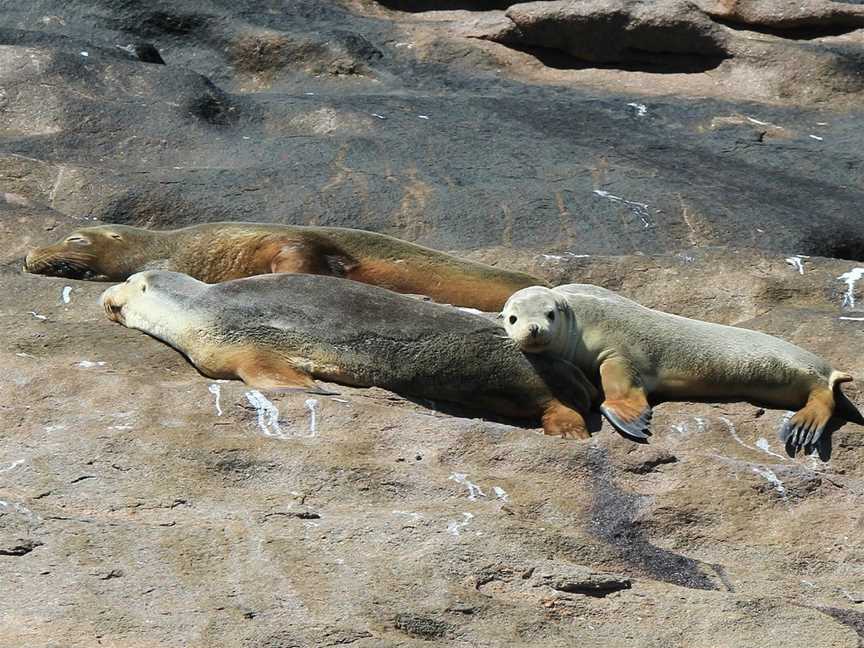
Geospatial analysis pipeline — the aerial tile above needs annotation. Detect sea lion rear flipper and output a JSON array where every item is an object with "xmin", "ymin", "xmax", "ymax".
[
  {"xmin": 598, "ymin": 357, "xmax": 653, "ymax": 443},
  {"xmin": 236, "ymin": 355, "xmax": 337, "ymax": 395},
  {"xmin": 779, "ymin": 387, "xmax": 834, "ymax": 457}
]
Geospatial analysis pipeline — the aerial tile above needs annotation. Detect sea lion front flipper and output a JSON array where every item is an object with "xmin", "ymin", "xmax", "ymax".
[
  {"xmin": 270, "ymin": 241, "xmax": 357, "ymax": 277},
  {"xmin": 541, "ymin": 400, "xmax": 590, "ymax": 440},
  {"xmin": 598, "ymin": 357, "xmax": 653, "ymax": 443},
  {"xmin": 236, "ymin": 355, "xmax": 336, "ymax": 395}
]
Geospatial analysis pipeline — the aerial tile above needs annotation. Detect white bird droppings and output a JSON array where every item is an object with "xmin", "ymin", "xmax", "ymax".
[
  {"xmin": 447, "ymin": 512, "xmax": 474, "ymax": 536},
  {"xmin": 838, "ymin": 268, "xmax": 864, "ymax": 308},
  {"xmin": 752, "ymin": 466, "xmax": 788, "ymax": 501},
  {"xmin": 593, "ymin": 190, "xmax": 651, "ymax": 229},
  {"xmin": 784, "ymin": 255, "xmax": 809, "ymax": 274},
  {"xmin": 449, "ymin": 473, "xmax": 486, "ymax": 501},
  {"xmin": 77, "ymin": 360, "xmax": 106, "ymax": 368},
  {"xmin": 61, "ymin": 286, "xmax": 72, "ymax": 303},
  {"xmin": 0, "ymin": 459, "xmax": 24, "ymax": 473},
  {"xmin": 626, "ymin": 102, "xmax": 648, "ymax": 117},
  {"xmin": 208, "ymin": 384, "xmax": 223, "ymax": 416},
  {"xmin": 304, "ymin": 398, "xmax": 318, "ymax": 437},
  {"xmin": 245, "ymin": 390, "xmax": 285, "ymax": 438}
]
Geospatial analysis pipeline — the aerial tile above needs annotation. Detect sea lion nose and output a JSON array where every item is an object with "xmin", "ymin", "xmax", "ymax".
[{"xmin": 529, "ymin": 324, "xmax": 540, "ymax": 337}]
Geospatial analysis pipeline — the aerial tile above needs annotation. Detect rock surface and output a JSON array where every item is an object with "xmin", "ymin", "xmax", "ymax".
[{"xmin": 2, "ymin": 1, "xmax": 864, "ymax": 646}]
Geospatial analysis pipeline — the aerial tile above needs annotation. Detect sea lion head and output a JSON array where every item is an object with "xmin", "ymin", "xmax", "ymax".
[
  {"xmin": 501, "ymin": 286, "xmax": 569, "ymax": 354},
  {"xmin": 24, "ymin": 225, "xmax": 158, "ymax": 280},
  {"xmin": 101, "ymin": 270, "xmax": 206, "ymax": 331}
]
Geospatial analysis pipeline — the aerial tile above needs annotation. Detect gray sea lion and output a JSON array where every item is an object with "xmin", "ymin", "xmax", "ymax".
[
  {"xmin": 100, "ymin": 271, "xmax": 598, "ymax": 439},
  {"xmin": 501, "ymin": 284, "xmax": 863, "ymax": 457},
  {"xmin": 25, "ymin": 222, "xmax": 543, "ymax": 311}
]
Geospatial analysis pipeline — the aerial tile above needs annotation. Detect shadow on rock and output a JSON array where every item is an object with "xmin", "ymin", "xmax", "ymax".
[{"xmin": 584, "ymin": 447, "xmax": 727, "ymax": 591}]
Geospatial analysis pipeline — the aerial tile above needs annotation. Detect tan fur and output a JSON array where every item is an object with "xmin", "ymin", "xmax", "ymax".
[
  {"xmin": 27, "ymin": 222, "xmax": 543, "ymax": 310},
  {"xmin": 502, "ymin": 284, "xmax": 861, "ymax": 454}
]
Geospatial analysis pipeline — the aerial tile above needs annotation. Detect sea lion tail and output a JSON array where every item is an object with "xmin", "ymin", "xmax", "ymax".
[{"xmin": 830, "ymin": 371, "xmax": 864, "ymax": 425}]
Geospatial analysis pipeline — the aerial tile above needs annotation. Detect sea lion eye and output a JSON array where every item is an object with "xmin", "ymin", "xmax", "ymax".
[
  {"xmin": 547, "ymin": 310, "xmax": 555, "ymax": 321},
  {"xmin": 65, "ymin": 236, "xmax": 89, "ymax": 246},
  {"xmin": 140, "ymin": 284, "xmax": 147, "ymax": 293},
  {"xmin": 509, "ymin": 315, "xmax": 517, "ymax": 325}
]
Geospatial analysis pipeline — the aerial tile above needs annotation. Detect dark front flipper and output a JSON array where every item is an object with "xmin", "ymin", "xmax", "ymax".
[
  {"xmin": 598, "ymin": 357, "xmax": 653, "ymax": 443},
  {"xmin": 600, "ymin": 402, "xmax": 653, "ymax": 442}
]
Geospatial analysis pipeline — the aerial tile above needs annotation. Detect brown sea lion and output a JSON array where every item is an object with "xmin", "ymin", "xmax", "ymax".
[
  {"xmin": 501, "ymin": 284, "xmax": 863, "ymax": 457},
  {"xmin": 100, "ymin": 271, "xmax": 598, "ymax": 439},
  {"xmin": 25, "ymin": 222, "xmax": 543, "ymax": 311}
]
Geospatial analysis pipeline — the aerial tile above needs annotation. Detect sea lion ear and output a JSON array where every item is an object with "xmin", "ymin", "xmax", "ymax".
[{"xmin": 106, "ymin": 231, "xmax": 123, "ymax": 241}]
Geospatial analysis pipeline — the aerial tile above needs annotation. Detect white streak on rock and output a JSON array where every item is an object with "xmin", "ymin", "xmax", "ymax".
[
  {"xmin": 208, "ymin": 384, "xmax": 223, "ymax": 416},
  {"xmin": 0, "ymin": 459, "xmax": 24, "ymax": 473},
  {"xmin": 457, "ymin": 307, "xmax": 483, "ymax": 315},
  {"xmin": 809, "ymin": 135, "xmax": 824, "ymax": 141},
  {"xmin": 746, "ymin": 116, "xmax": 769, "ymax": 126},
  {"xmin": 752, "ymin": 466, "xmax": 788, "ymax": 500},
  {"xmin": 15, "ymin": 353, "xmax": 35, "ymax": 359},
  {"xmin": 755, "ymin": 437, "xmax": 787, "ymax": 460},
  {"xmin": 723, "ymin": 417, "xmax": 788, "ymax": 461},
  {"xmin": 447, "ymin": 512, "xmax": 474, "ymax": 536},
  {"xmin": 28, "ymin": 311, "xmax": 47, "ymax": 320},
  {"xmin": 245, "ymin": 390, "xmax": 286, "ymax": 439},
  {"xmin": 304, "ymin": 398, "xmax": 318, "ymax": 437},
  {"xmin": 492, "ymin": 486, "xmax": 509, "ymax": 502},
  {"xmin": 61, "ymin": 286, "xmax": 72, "ymax": 303},
  {"xmin": 626, "ymin": 102, "xmax": 648, "ymax": 117},
  {"xmin": 839, "ymin": 268, "xmax": 864, "ymax": 308},
  {"xmin": 449, "ymin": 473, "xmax": 486, "ymax": 501},
  {"xmin": 77, "ymin": 360, "xmax": 105, "ymax": 368},
  {"xmin": 593, "ymin": 190, "xmax": 651, "ymax": 229},
  {"xmin": 839, "ymin": 316, "xmax": 864, "ymax": 321},
  {"xmin": 785, "ymin": 255, "xmax": 808, "ymax": 274}
]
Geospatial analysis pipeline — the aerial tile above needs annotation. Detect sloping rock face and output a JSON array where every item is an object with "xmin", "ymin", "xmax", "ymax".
[{"xmin": 2, "ymin": 1, "xmax": 864, "ymax": 646}]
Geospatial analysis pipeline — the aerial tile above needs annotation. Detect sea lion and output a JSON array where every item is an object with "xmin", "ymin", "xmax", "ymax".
[
  {"xmin": 100, "ymin": 271, "xmax": 598, "ymax": 439},
  {"xmin": 501, "ymin": 284, "xmax": 863, "ymax": 457},
  {"xmin": 25, "ymin": 222, "xmax": 543, "ymax": 311}
]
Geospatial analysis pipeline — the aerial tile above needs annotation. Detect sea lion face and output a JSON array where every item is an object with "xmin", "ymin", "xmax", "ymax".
[
  {"xmin": 101, "ymin": 271, "xmax": 206, "ymax": 335},
  {"xmin": 501, "ymin": 286, "xmax": 566, "ymax": 353},
  {"xmin": 25, "ymin": 226, "xmax": 139, "ymax": 280}
]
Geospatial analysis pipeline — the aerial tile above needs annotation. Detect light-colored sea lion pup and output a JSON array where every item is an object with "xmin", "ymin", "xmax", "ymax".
[
  {"xmin": 25, "ymin": 222, "xmax": 543, "ymax": 311},
  {"xmin": 100, "ymin": 271, "xmax": 598, "ymax": 439},
  {"xmin": 501, "ymin": 284, "xmax": 863, "ymax": 457}
]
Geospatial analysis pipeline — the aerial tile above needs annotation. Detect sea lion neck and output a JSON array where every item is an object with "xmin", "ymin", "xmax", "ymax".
[{"xmin": 117, "ymin": 228, "xmax": 178, "ymax": 276}]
